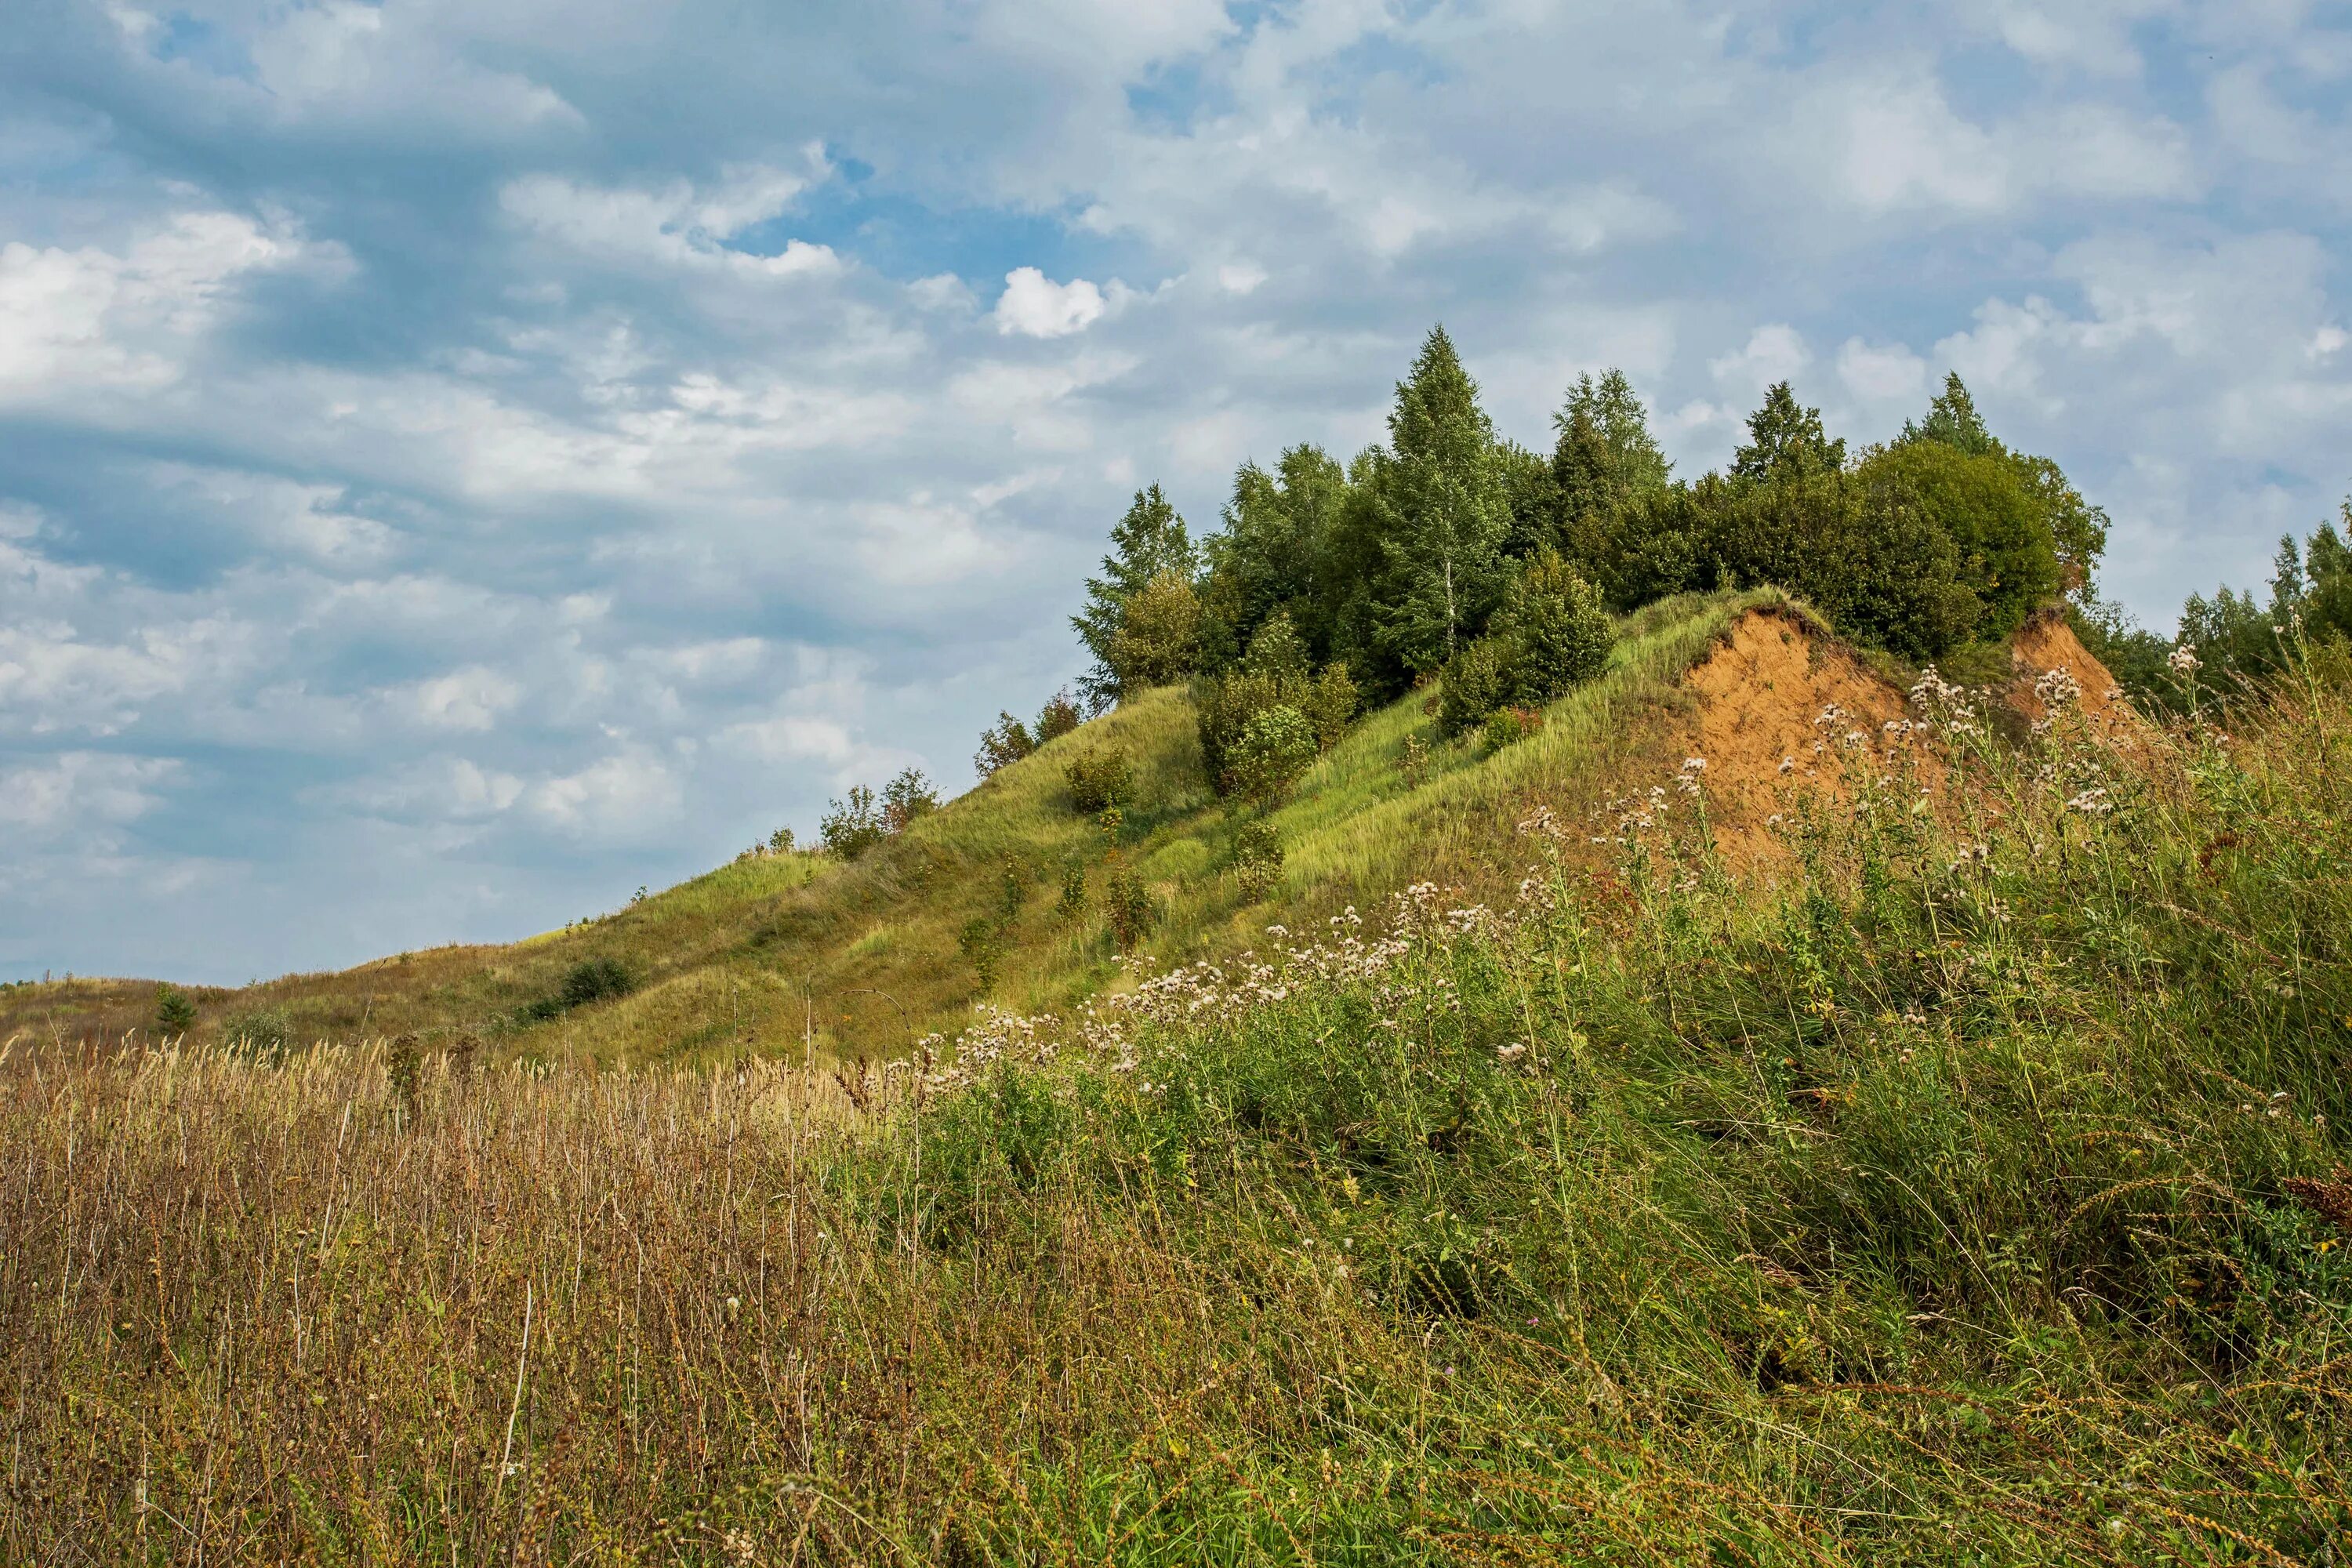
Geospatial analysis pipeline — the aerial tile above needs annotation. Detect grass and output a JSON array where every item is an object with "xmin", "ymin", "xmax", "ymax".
[
  {"xmin": 0, "ymin": 590, "xmax": 1789, "ymax": 1070},
  {"xmin": 4, "ymin": 630, "xmax": 2348, "ymax": 1560}
]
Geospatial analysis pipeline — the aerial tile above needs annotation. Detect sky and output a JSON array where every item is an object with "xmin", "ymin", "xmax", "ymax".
[{"xmin": 2, "ymin": 0, "xmax": 2349, "ymax": 984}]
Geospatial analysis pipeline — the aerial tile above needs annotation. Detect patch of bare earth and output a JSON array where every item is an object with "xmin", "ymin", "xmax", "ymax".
[
  {"xmin": 2002, "ymin": 608, "xmax": 2150, "ymax": 750},
  {"xmin": 1672, "ymin": 609, "xmax": 1911, "ymax": 867}
]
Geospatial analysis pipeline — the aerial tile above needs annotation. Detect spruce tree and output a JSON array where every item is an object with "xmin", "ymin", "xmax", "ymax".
[
  {"xmin": 1731, "ymin": 382, "xmax": 1846, "ymax": 485},
  {"xmin": 1370, "ymin": 326, "xmax": 1512, "ymax": 675},
  {"xmin": 1073, "ymin": 485, "xmax": 1198, "ymax": 706},
  {"xmin": 1548, "ymin": 368, "xmax": 1671, "ymax": 572},
  {"xmin": 1901, "ymin": 372, "xmax": 1998, "ymax": 457}
]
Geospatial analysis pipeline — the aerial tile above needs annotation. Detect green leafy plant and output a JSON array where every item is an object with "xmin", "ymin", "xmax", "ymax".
[{"xmin": 1063, "ymin": 749, "xmax": 1134, "ymax": 815}]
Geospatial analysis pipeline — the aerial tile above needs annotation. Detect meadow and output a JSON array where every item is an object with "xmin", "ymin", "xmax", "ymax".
[{"xmin": 5, "ymin": 633, "xmax": 2347, "ymax": 1563}]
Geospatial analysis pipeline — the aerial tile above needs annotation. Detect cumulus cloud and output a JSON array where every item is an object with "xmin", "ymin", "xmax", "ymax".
[{"xmin": 994, "ymin": 268, "xmax": 1109, "ymax": 338}]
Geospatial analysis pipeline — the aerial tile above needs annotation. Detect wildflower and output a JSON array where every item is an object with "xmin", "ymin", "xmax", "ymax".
[
  {"xmin": 1778, "ymin": 755, "xmax": 1796, "ymax": 775},
  {"xmin": 1497, "ymin": 1042, "xmax": 1528, "ymax": 1063},
  {"xmin": 2168, "ymin": 644, "xmax": 2202, "ymax": 675},
  {"xmin": 2063, "ymin": 788, "xmax": 2114, "ymax": 818}
]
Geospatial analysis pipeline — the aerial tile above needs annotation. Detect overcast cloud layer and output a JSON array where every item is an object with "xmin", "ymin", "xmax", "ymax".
[{"xmin": 3, "ymin": 0, "xmax": 2348, "ymax": 983}]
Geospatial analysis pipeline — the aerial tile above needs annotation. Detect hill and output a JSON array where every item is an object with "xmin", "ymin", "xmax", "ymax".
[{"xmin": 1, "ymin": 590, "xmax": 2125, "ymax": 1071}]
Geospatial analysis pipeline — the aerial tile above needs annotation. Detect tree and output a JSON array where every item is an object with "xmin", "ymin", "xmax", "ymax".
[
  {"xmin": 1073, "ymin": 485, "xmax": 1199, "ymax": 706},
  {"xmin": 1033, "ymin": 688, "xmax": 1083, "ymax": 745},
  {"xmin": 1493, "ymin": 550, "xmax": 1614, "ymax": 704},
  {"xmin": 974, "ymin": 713, "xmax": 1035, "ymax": 778},
  {"xmin": 1105, "ymin": 568, "xmax": 1203, "ymax": 694},
  {"xmin": 1732, "ymin": 382, "xmax": 1846, "ymax": 485},
  {"xmin": 1858, "ymin": 439, "xmax": 2058, "ymax": 642},
  {"xmin": 820, "ymin": 785, "xmax": 887, "ymax": 859},
  {"xmin": 1370, "ymin": 325, "xmax": 1512, "ymax": 676},
  {"xmin": 1548, "ymin": 369, "xmax": 1671, "ymax": 570},
  {"xmin": 880, "ymin": 768, "xmax": 939, "ymax": 834},
  {"xmin": 154, "ymin": 983, "xmax": 196, "ymax": 1035},
  {"xmin": 1900, "ymin": 372, "xmax": 1998, "ymax": 457},
  {"xmin": 1200, "ymin": 448, "xmax": 1340, "ymax": 662}
]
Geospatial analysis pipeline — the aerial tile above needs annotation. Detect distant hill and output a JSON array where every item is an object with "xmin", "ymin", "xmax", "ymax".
[{"xmin": 0, "ymin": 589, "xmax": 2128, "ymax": 1069}]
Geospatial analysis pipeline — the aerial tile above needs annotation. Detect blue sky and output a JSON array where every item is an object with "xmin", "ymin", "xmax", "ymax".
[{"xmin": 3, "ymin": 0, "xmax": 2348, "ymax": 984}]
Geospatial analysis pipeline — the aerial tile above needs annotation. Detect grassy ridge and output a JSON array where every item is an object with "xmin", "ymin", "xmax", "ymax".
[
  {"xmin": 5, "ymin": 648, "xmax": 2347, "ymax": 1561},
  {"xmin": 0, "ymin": 590, "xmax": 1794, "ymax": 1069}
]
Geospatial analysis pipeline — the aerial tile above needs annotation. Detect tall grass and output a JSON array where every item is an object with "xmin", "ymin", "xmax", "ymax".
[{"xmin": 4, "ymin": 666, "xmax": 2347, "ymax": 1562}]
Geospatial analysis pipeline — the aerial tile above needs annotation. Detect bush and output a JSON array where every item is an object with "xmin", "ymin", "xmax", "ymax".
[
  {"xmin": 1229, "ymin": 703, "xmax": 1317, "ymax": 804},
  {"xmin": 957, "ymin": 917, "xmax": 1003, "ymax": 992},
  {"xmin": 154, "ymin": 983, "xmax": 197, "ymax": 1036},
  {"xmin": 1232, "ymin": 819, "xmax": 1283, "ymax": 901},
  {"xmin": 1063, "ymin": 749, "xmax": 1134, "ymax": 815},
  {"xmin": 880, "ymin": 768, "xmax": 939, "ymax": 834},
  {"xmin": 222, "ymin": 1007, "xmax": 292, "ymax": 1061},
  {"xmin": 1033, "ymin": 688, "xmax": 1083, "ymax": 746},
  {"xmin": 1436, "ymin": 637, "xmax": 1510, "ymax": 739},
  {"xmin": 974, "ymin": 713, "xmax": 1034, "ymax": 777},
  {"xmin": 560, "ymin": 957, "xmax": 633, "ymax": 1008},
  {"xmin": 819, "ymin": 785, "xmax": 887, "ymax": 860},
  {"xmin": 1303, "ymin": 662, "xmax": 1358, "ymax": 750},
  {"xmin": 1103, "ymin": 862, "xmax": 1154, "ymax": 949},
  {"xmin": 1495, "ymin": 550, "xmax": 1613, "ymax": 705},
  {"xmin": 1055, "ymin": 857, "xmax": 1088, "ymax": 920},
  {"xmin": 1105, "ymin": 568, "xmax": 1202, "ymax": 696},
  {"xmin": 1480, "ymin": 706, "xmax": 1543, "ymax": 752}
]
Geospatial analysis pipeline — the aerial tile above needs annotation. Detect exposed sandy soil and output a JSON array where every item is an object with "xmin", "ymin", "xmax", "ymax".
[
  {"xmin": 1670, "ymin": 607, "xmax": 2147, "ymax": 868},
  {"xmin": 1671, "ymin": 609, "xmax": 1914, "ymax": 866}
]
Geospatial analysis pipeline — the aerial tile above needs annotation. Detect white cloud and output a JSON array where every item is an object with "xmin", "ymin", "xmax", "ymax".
[
  {"xmin": 0, "ymin": 751, "xmax": 180, "ymax": 836},
  {"xmin": 1709, "ymin": 325, "xmax": 1810, "ymax": 396},
  {"xmin": 1837, "ymin": 337, "xmax": 1930, "ymax": 404},
  {"xmin": 1216, "ymin": 261, "xmax": 1268, "ymax": 296},
  {"xmin": 500, "ymin": 156, "xmax": 838, "ymax": 278},
  {"xmin": 407, "ymin": 667, "xmax": 524, "ymax": 731},
  {"xmin": 994, "ymin": 267, "xmax": 1109, "ymax": 338},
  {"xmin": 0, "ymin": 212, "xmax": 320, "ymax": 402}
]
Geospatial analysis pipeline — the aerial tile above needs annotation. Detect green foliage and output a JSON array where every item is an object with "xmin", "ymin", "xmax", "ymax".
[
  {"xmin": 1055, "ymin": 856, "xmax": 1087, "ymax": 920},
  {"xmin": 221, "ymin": 1007, "xmax": 292, "ymax": 1060},
  {"xmin": 1544, "ymin": 368, "xmax": 1671, "ymax": 570},
  {"xmin": 1105, "ymin": 568, "xmax": 1203, "ymax": 696},
  {"xmin": 1073, "ymin": 487, "xmax": 1199, "ymax": 707},
  {"xmin": 956, "ymin": 916, "xmax": 1002, "ymax": 992},
  {"xmin": 1301, "ymin": 660, "xmax": 1359, "ymax": 750},
  {"xmin": 1102, "ymin": 860, "xmax": 1154, "ymax": 949},
  {"xmin": 766, "ymin": 826, "xmax": 794, "ymax": 855},
  {"xmin": 1227, "ymin": 703, "xmax": 1318, "ymax": 805},
  {"xmin": 1860, "ymin": 437, "xmax": 2059, "ymax": 640},
  {"xmin": 1492, "ymin": 549, "xmax": 1614, "ymax": 705},
  {"xmin": 1368, "ymin": 326, "xmax": 1512, "ymax": 677},
  {"xmin": 880, "ymin": 768, "xmax": 939, "ymax": 834},
  {"xmin": 818, "ymin": 783, "xmax": 887, "ymax": 860},
  {"xmin": 1062, "ymin": 748, "xmax": 1134, "ymax": 815},
  {"xmin": 1230, "ymin": 818, "xmax": 1283, "ymax": 900},
  {"xmin": 559, "ymin": 956, "xmax": 633, "ymax": 1008},
  {"xmin": 1479, "ymin": 705, "xmax": 1542, "ymax": 752},
  {"xmin": 1033, "ymin": 688, "xmax": 1083, "ymax": 745},
  {"xmin": 973, "ymin": 711, "xmax": 1034, "ymax": 778},
  {"xmin": 1731, "ymin": 380, "xmax": 1846, "ymax": 484},
  {"xmin": 1240, "ymin": 609, "xmax": 1308, "ymax": 681},
  {"xmin": 154, "ymin": 983, "xmax": 196, "ymax": 1035},
  {"xmin": 1436, "ymin": 635, "xmax": 1510, "ymax": 738}
]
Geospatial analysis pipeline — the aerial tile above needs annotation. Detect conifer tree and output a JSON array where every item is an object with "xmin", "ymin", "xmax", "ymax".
[
  {"xmin": 1732, "ymin": 382, "xmax": 1846, "ymax": 485},
  {"xmin": 1547, "ymin": 368, "xmax": 1671, "ymax": 570},
  {"xmin": 1370, "ymin": 326, "xmax": 1512, "ymax": 675},
  {"xmin": 1073, "ymin": 485, "xmax": 1199, "ymax": 706},
  {"xmin": 1901, "ymin": 372, "xmax": 1998, "ymax": 457}
]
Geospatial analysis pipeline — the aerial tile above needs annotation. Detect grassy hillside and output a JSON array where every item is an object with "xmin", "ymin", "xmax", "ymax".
[
  {"xmin": 6, "ymin": 617, "xmax": 2347, "ymax": 1562},
  {"xmin": 2, "ymin": 587, "xmax": 1817, "ymax": 1068}
]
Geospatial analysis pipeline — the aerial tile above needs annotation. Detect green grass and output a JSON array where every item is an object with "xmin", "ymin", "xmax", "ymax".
[
  {"xmin": 6, "ymin": 644, "xmax": 2347, "ymax": 1560},
  {"xmin": 1, "ymin": 591, "xmax": 1801, "ymax": 1069}
]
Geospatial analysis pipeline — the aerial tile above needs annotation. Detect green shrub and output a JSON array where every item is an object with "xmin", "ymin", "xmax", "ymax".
[
  {"xmin": 1302, "ymin": 661, "xmax": 1359, "ymax": 750},
  {"xmin": 880, "ymin": 768, "xmax": 938, "ymax": 833},
  {"xmin": 973, "ymin": 712, "xmax": 1034, "ymax": 777},
  {"xmin": 154, "ymin": 983, "xmax": 197, "ymax": 1035},
  {"xmin": 1229, "ymin": 703, "xmax": 1317, "ymax": 804},
  {"xmin": 1494, "ymin": 550, "xmax": 1613, "ymax": 704},
  {"xmin": 222, "ymin": 1007, "xmax": 292, "ymax": 1061},
  {"xmin": 1103, "ymin": 862, "xmax": 1155, "ymax": 949},
  {"xmin": 957, "ymin": 916, "xmax": 1003, "ymax": 992},
  {"xmin": 818, "ymin": 785, "xmax": 887, "ymax": 859},
  {"xmin": 560, "ymin": 957, "xmax": 633, "ymax": 1008},
  {"xmin": 1033, "ymin": 688, "xmax": 1083, "ymax": 746},
  {"xmin": 1479, "ymin": 706, "xmax": 1542, "ymax": 752},
  {"xmin": 1055, "ymin": 857, "xmax": 1087, "ymax": 920},
  {"xmin": 1063, "ymin": 749, "xmax": 1134, "ymax": 815},
  {"xmin": 1232, "ymin": 819, "xmax": 1283, "ymax": 901},
  {"xmin": 1436, "ymin": 636, "xmax": 1510, "ymax": 738},
  {"xmin": 1105, "ymin": 568, "xmax": 1203, "ymax": 695}
]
